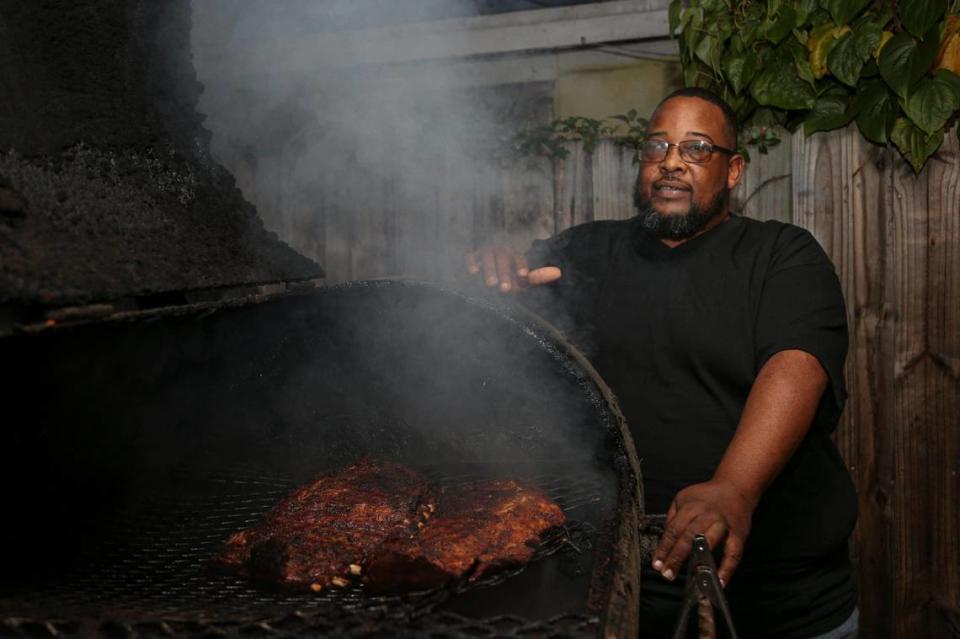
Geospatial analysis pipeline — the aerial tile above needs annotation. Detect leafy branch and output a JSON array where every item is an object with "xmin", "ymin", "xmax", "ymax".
[
  {"xmin": 671, "ymin": 0, "xmax": 960, "ymax": 172},
  {"xmin": 513, "ymin": 111, "xmax": 655, "ymax": 163},
  {"xmin": 513, "ymin": 109, "xmax": 775, "ymax": 164},
  {"xmin": 513, "ymin": 116, "xmax": 618, "ymax": 158}
]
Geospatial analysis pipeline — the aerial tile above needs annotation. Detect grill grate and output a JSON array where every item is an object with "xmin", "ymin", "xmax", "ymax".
[
  {"xmin": 1, "ymin": 462, "xmax": 612, "ymax": 637},
  {"xmin": 0, "ymin": 610, "xmax": 599, "ymax": 638}
]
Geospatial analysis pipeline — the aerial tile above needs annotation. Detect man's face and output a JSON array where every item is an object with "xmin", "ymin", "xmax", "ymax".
[{"xmin": 634, "ymin": 96, "xmax": 743, "ymax": 238}]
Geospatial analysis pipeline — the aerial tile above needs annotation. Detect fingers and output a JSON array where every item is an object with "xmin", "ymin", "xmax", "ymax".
[
  {"xmin": 716, "ymin": 533, "xmax": 744, "ymax": 587},
  {"xmin": 653, "ymin": 500, "xmax": 695, "ymax": 581},
  {"xmin": 654, "ymin": 506, "xmax": 732, "ymax": 584},
  {"xmin": 495, "ymin": 249, "xmax": 515, "ymax": 292},
  {"xmin": 527, "ymin": 266, "xmax": 562, "ymax": 285},
  {"xmin": 466, "ymin": 252, "xmax": 481, "ymax": 275},
  {"xmin": 514, "ymin": 253, "xmax": 529, "ymax": 278},
  {"xmin": 465, "ymin": 246, "xmax": 561, "ymax": 292},
  {"xmin": 481, "ymin": 250, "xmax": 498, "ymax": 287}
]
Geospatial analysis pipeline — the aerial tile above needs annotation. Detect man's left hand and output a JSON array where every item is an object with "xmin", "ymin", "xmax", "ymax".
[{"xmin": 652, "ymin": 479, "xmax": 756, "ymax": 587}]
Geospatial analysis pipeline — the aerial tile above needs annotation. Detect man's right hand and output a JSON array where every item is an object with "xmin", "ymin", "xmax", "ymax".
[{"xmin": 466, "ymin": 246, "xmax": 562, "ymax": 293}]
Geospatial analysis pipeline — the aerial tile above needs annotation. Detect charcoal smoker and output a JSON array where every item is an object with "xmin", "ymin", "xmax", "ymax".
[
  {"xmin": 0, "ymin": 2, "xmax": 645, "ymax": 637},
  {"xmin": 1, "ymin": 281, "xmax": 645, "ymax": 638}
]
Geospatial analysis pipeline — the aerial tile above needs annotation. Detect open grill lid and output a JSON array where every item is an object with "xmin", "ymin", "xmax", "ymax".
[
  {"xmin": 0, "ymin": 280, "xmax": 643, "ymax": 638},
  {"xmin": 0, "ymin": 1, "xmax": 323, "ymax": 328}
]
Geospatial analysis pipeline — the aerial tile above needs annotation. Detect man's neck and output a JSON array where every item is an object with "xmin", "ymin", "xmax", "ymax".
[{"xmin": 659, "ymin": 211, "xmax": 732, "ymax": 248}]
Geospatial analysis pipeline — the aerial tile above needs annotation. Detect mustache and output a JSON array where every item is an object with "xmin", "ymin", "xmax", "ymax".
[{"xmin": 633, "ymin": 185, "xmax": 729, "ymax": 240}]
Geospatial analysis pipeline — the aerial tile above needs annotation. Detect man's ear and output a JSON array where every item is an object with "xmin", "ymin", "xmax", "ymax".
[{"xmin": 726, "ymin": 154, "xmax": 745, "ymax": 190}]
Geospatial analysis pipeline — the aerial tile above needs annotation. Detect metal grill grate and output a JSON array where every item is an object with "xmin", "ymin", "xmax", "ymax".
[{"xmin": 1, "ymin": 462, "xmax": 612, "ymax": 637}]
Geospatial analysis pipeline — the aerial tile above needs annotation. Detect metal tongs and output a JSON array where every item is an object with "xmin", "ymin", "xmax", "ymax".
[{"xmin": 670, "ymin": 534, "xmax": 739, "ymax": 639}]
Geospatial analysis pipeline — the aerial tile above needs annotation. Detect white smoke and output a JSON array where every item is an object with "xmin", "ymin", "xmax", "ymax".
[{"xmin": 190, "ymin": 0, "xmax": 555, "ymax": 283}]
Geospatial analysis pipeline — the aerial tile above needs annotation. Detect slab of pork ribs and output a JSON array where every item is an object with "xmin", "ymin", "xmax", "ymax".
[
  {"xmin": 213, "ymin": 458, "xmax": 436, "ymax": 590},
  {"xmin": 364, "ymin": 479, "xmax": 566, "ymax": 592},
  {"xmin": 214, "ymin": 459, "xmax": 565, "ymax": 593}
]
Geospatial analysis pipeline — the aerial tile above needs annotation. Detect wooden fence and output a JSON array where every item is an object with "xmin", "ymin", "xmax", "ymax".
[
  {"xmin": 247, "ymin": 125, "xmax": 959, "ymax": 638},
  {"xmin": 793, "ymin": 125, "xmax": 960, "ymax": 639}
]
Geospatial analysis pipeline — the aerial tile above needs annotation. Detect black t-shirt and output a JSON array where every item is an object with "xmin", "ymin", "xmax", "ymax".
[{"xmin": 522, "ymin": 215, "xmax": 858, "ymax": 639}]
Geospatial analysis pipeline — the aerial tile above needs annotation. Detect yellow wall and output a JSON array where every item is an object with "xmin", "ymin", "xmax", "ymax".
[{"xmin": 555, "ymin": 60, "xmax": 682, "ymax": 132}]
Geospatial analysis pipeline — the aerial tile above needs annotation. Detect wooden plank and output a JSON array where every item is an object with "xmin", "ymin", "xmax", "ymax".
[
  {"xmin": 433, "ymin": 150, "xmax": 478, "ymax": 283},
  {"xmin": 507, "ymin": 154, "xmax": 556, "ymax": 247},
  {"xmin": 554, "ymin": 142, "xmax": 591, "ymax": 232},
  {"xmin": 381, "ymin": 176, "xmax": 400, "ymax": 277},
  {"xmin": 553, "ymin": 142, "xmax": 594, "ymax": 231},
  {"xmin": 347, "ymin": 162, "xmax": 388, "ymax": 281},
  {"xmin": 735, "ymin": 135, "xmax": 792, "ymax": 223},
  {"xmin": 889, "ymin": 141, "xmax": 932, "ymax": 639},
  {"xmin": 322, "ymin": 160, "xmax": 354, "ymax": 284},
  {"xmin": 592, "ymin": 141, "xmax": 636, "ymax": 221},
  {"xmin": 792, "ymin": 125, "xmax": 896, "ymax": 639},
  {"xmin": 923, "ymin": 124, "xmax": 960, "ymax": 628},
  {"xmin": 792, "ymin": 126, "xmax": 843, "ymax": 254},
  {"xmin": 388, "ymin": 151, "xmax": 444, "ymax": 280}
]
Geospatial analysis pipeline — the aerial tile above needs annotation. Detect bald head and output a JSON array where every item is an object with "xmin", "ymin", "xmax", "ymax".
[{"xmin": 653, "ymin": 88, "xmax": 738, "ymax": 150}]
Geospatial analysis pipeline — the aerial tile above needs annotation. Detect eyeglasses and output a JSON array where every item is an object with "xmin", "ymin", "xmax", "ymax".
[{"xmin": 639, "ymin": 139, "xmax": 736, "ymax": 164}]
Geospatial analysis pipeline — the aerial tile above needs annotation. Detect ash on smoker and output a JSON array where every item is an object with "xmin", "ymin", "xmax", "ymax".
[{"xmin": 213, "ymin": 459, "xmax": 566, "ymax": 593}]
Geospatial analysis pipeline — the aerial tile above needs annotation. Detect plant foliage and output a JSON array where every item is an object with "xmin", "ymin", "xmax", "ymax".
[
  {"xmin": 513, "ymin": 111, "xmax": 650, "ymax": 163},
  {"xmin": 671, "ymin": 0, "xmax": 960, "ymax": 172}
]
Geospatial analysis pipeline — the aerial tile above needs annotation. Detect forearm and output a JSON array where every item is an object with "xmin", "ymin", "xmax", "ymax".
[{"xmin": 713, "ymin": 348, "xmax": 828, "ymax": 505}]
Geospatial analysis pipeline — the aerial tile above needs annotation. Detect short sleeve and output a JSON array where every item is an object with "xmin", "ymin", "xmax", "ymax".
[
  {"xmin": 519, "ymin": 224, "xmax": 608, "ymax": 356},
  {"xmin": 754, "ymin": 227, "xmax": 849, "ymax": 431}
]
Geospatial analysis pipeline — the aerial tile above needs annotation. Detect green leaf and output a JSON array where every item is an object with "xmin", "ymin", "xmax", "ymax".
[
  {"xmin": 713, "ymin": 13, "xmax": 736, "ymax": 41},
  {"xmin": 752, "ymin": 107, "xmax": 788, "ymax": 127},
  {"xmin": 804, "ymin": 93, "xmax": 856, "ymax": 134},
  {"xmin": 680, "ymin": 8, "xmax": 704, "ymax": 53},
  {"xmin": 739, "ymin": 16, "xmax": 763, "ymax": 48},
  {"xmin": 890, "ymin": 117, "xmax": 944, "ymax": 172},
  {"xmin": 794, "ymin": 0, "xmax": 820, "ymax": 26},
  {"xmin": 827, "ymin": 32, "xmax": 862, "ymax": 85},
  {"xmin": 724, "ymin": 52, "xmax": 758, "ymax": 95},
  {"xmin": 808, "ymin": 23, "xmax": 849, "ymax": 78},
  {"xmin": 852, "ymin": 19, "xmax": 884, "ymax": 58},
  {"xmin": 751, "ymin": 55, "xmax": 817, "ymax": 109},
  {"xmin": 669, "ymin": 0, "xmax": 682, "ymax": 33},
  {"xmin": 854, "ymin": 79, "xmax": 899, "ymax": 143},
  {"xmin": 695, "ymin": 34, "xmax": 721, "ymax": 71},
  {"xmin": 780, "ymin": 37, "xmax": 817, "ymax": 86},
  {"xmin": 900, "ymin": 0, "xmax": 947, "ymax": 39},
  {"xmin": 873, "ymin": 3, "xmax": 895, "ymax": 28},
  {"xmin": 827, "ymin": 20, "xmax": 882, "ymax": 85},
  {"xmin": 822, "ymin": 0, "xmax": 872, "ymax": 26},
  {"xmin": 904, "ymin": 73, "xmax": 960, "ymax": 134},
  {"xmin": 763, "ymin": 6, "xmax": 799, "ymax": 44},
  {"xmin": 796, "ymin": 52, "xmax": 818, "ymax": 86},
  {"xmin": 878, "ymin": 27, "xmax": 941, "ymax": 97},
  {"xmin": 809, "ymin": 8, "xmax": 834, "ymax": 27},
  {"xmin": 860, "ymin": 57, "xmax": 879, "ymax": 77},
  {"xmin": 936, "ymin": 68, "xmax": 960, "ymax": 94},
  {"xmin": 684, "ymin": 60, "xmax": 714, "ymax": 88}
]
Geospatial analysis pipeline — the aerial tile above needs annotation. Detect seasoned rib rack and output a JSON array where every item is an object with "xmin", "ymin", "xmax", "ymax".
[
  {"xmin": 213, "ymin": 459, "xmax": 436, "ymax": 590},
  {"xmin": 215, "ymin": 460, "xmax": 567, "ymax": 594},
  {"xmin": 366, "ymin": 479, "xmax": 565, "ymax": 592},
  {"xmin": 0, "ymin": 460, "xmax": 606, "ymax": 637}
]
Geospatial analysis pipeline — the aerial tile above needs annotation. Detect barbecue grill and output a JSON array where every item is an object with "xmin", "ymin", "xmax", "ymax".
[
  {"xmin": 0, "ymin": 281, "xmax": 644, "ymax": 638},
  {"xmin": 1, "ymin": 3, "xmax": 647, "ymax": 634}
]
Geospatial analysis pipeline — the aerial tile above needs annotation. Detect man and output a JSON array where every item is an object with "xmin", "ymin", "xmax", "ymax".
[{"xmin": 467, "ymin": 88, "xmax": 859, "ymax": 638}]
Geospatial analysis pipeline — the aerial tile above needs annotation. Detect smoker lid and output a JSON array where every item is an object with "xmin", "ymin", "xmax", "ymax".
[{"xmin": 0, "ymin": 1, "xmax": 323, "ymax": 314}]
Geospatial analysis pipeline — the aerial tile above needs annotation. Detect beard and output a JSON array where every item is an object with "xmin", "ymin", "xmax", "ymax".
[{"xmin": 633, "ymin": 183, "xmax": 728, "ymax": 240}]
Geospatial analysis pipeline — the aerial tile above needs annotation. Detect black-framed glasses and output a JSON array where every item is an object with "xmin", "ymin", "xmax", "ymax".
[{"xmin": 639, "ymin": 139, "xmax": 736, "ymax": 164}]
